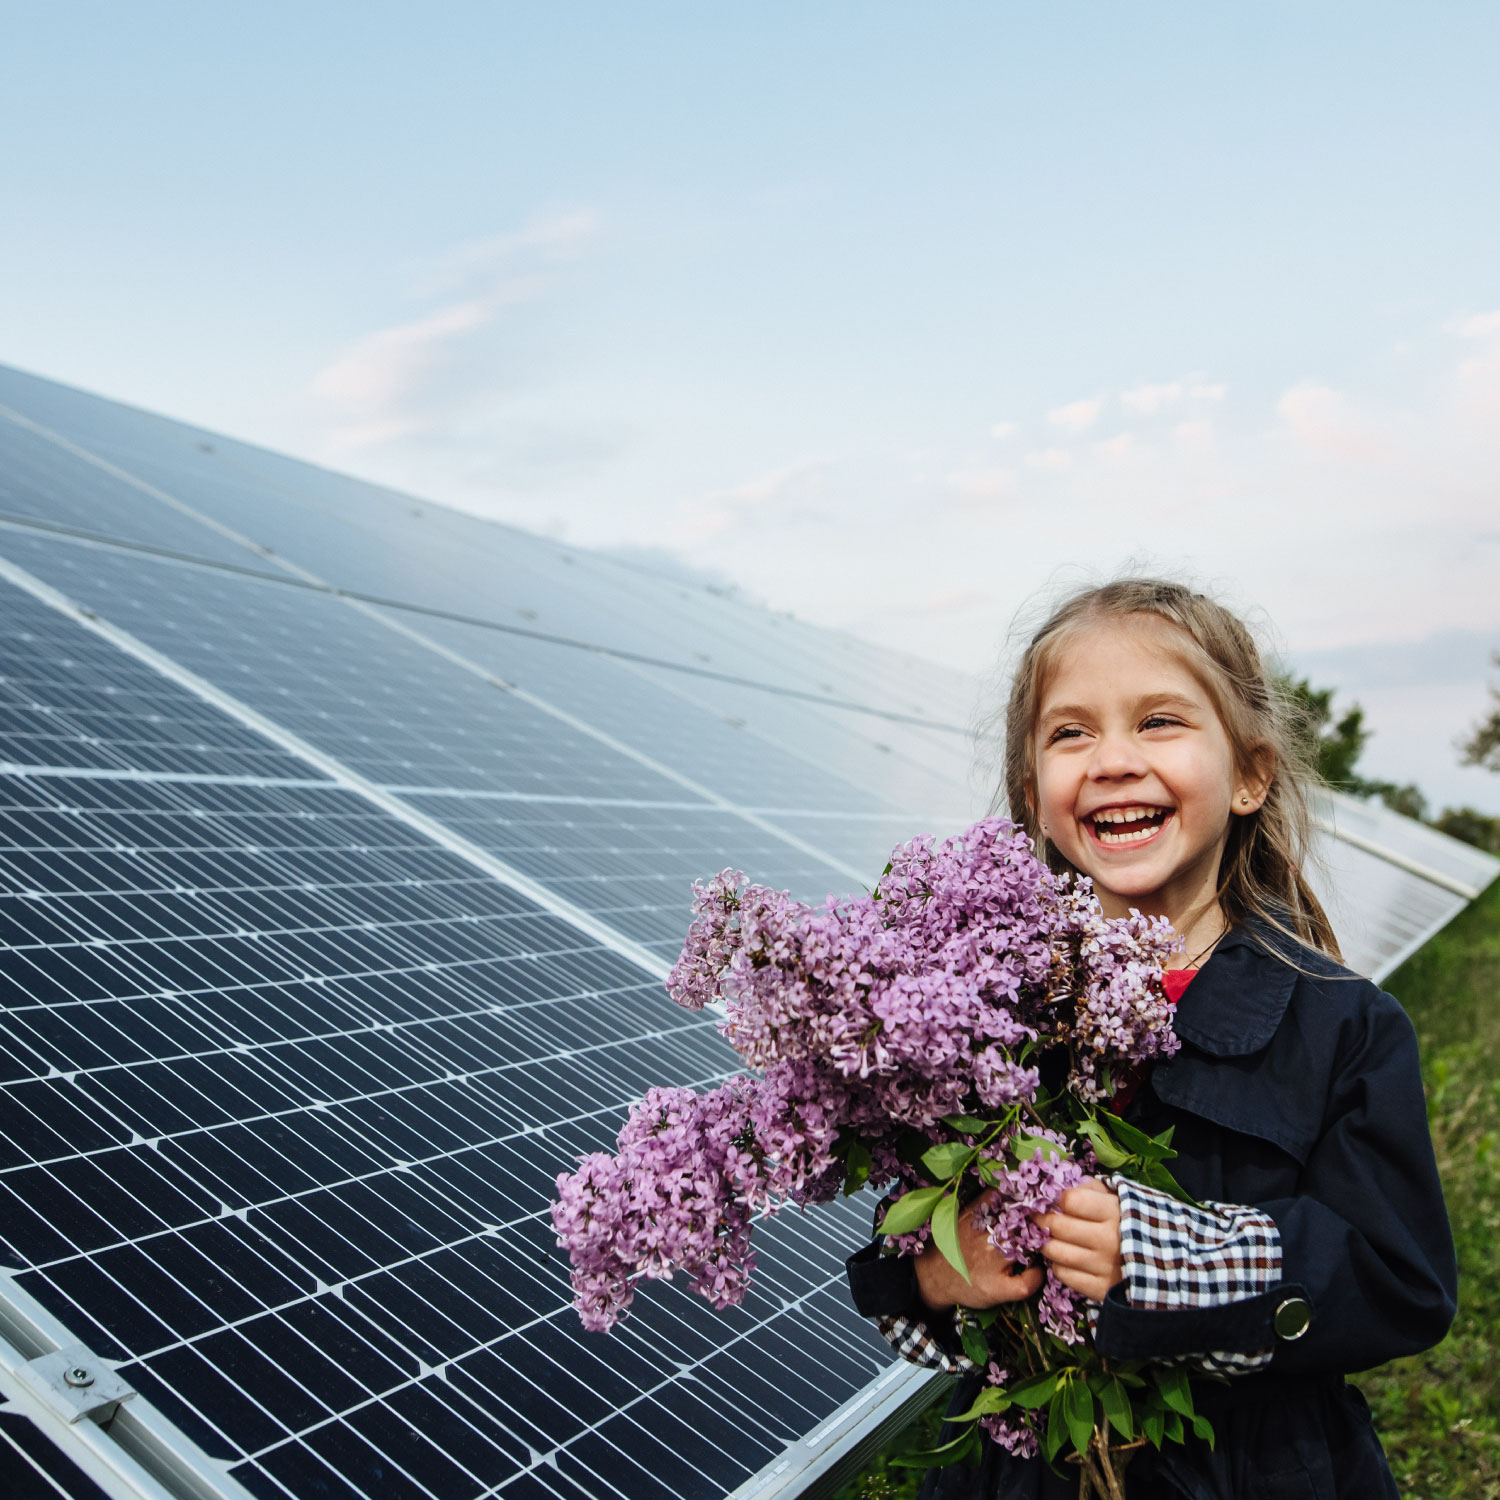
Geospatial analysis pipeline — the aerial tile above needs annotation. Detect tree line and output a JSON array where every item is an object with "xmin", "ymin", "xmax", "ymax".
[{"xmin": 1283, "ymin": 652, "xmax": 1500, "ymax": 854}]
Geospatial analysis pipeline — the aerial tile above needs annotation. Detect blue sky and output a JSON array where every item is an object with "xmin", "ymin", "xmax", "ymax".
[{"xmin": 3, "ymin": 3, "xmax": 1499, "ymax": 812}]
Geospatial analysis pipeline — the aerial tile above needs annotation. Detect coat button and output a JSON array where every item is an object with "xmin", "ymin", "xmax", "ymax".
[{"xmin": 1274, "ymin": 1297, "xmax": 1312, "ymax": 1341}]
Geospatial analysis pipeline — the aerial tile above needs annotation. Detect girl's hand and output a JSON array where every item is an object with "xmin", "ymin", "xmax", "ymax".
[
  {"xmin": 914, "ymin": 1190, "xmax": 1046, "ymax": 1311},
  {"xmin": 1034, "ymin": 1178, "xmax": 1123, "ymax": 1302}
]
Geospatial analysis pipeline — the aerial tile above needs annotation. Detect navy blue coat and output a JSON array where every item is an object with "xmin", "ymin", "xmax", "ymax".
[{"xmin": 845, "ymin": 923, "xmax": 1457, "ymax": 1499}]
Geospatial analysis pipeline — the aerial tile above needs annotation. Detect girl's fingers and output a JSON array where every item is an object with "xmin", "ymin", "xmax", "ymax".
[
  {"xmin": 983, "ymin": 1263, "xmax": 1045, "ymax": 1302},
  {"xmin": 1055, "ymin": 1185, "xmax": 1119, "ymax": 1221},
  {"xmin": 1038, "ymin": 1236, "xmax": 1100, "ymax": 1270},
  {"xmin": 1049, "ymin": 1263, "xmax": 1113, "ymax": 1302},
  {"xmin": 1034, "ymin": 1210, "xmax": 1112, "ymax": 1246}
]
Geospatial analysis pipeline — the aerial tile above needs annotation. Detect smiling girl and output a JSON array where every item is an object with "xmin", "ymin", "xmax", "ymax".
[{"xmin": 846, "ymin": 579, "xmax": 1456, "ymax": 1499}]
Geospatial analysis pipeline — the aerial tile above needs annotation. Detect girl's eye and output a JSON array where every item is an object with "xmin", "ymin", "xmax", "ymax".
[
  {"xmin": 1045, "ymin": 726, "xmax": 1084, "ymax": 745},
  {"xmin": 1140, "ymin": 714, "xmax": 1182, "ymax": 731}
]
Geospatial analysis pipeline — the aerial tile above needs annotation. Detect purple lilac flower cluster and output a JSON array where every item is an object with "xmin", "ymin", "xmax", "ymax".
[
  {"xmin": 980, "ymin": 1364, "xmax": 1040, "ymax": 1458},
  {"xmin": 552, "ymin": 818, "xmax": 1178, "ymax": 1337},
  {"xmin": 548, "ymin": 1080, "xmax": 763, "ymax": 1331}
]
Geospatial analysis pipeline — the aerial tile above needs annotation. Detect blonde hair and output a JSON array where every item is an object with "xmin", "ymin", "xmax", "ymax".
[{"xmin": 990, "ymin": 577, "xmax": 1340, "ymax": 960}]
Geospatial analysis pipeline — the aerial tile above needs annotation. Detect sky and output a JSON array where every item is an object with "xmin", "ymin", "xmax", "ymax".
[{"xmin": 3, "ymin": 2, "xmax": 1498, "ymax": 814}]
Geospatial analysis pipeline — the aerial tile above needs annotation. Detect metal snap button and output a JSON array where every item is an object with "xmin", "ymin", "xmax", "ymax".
[{"xmin": 1274, "ymin": 1296, "xmax": 1312, "ymax": 1341}]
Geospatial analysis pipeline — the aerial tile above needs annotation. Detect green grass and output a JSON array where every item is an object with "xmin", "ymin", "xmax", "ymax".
[
  {"xmin": 835, "ymin": 881, "xmax": 1500, "ymax": 1500},
  {"xmin": 1353, "ymin": 878, "xmax": 1500, "ymax": 1498}
]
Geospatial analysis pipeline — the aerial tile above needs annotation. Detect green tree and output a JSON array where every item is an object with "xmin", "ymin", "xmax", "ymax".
[
  {"xmin": 1278, "ymin": 674, "xmax": 1372, "ymax": 790},
  {"xmin": 1434, "ymin": 806, "xmax": 1500, "ymax": 854},
  {"xmin": 1459, "ymin": 652, "xmax": 1500, "ymax": 774}
]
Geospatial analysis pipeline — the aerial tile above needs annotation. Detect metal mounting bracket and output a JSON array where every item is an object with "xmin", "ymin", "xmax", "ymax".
[{"xmin": 15, "ymin": 1344, "xmax": 136, "ymax": 1425}]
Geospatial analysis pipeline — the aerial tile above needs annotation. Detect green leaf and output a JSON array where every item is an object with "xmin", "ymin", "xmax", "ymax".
[
  {"xmin": 960, "ymin": 1320, "xmax": 990, "ymax": 1368},
  {"xmin": 921, "ymin": 1141, "xmax": 976, "ymax": 1180},
  {"xmin": 1062, "ymin": 1377, "xmax": 1095, "ymax": 1457},
  {"xmin": 1164, "ymin": 1411, "xmax": 1185, "ymax": 1445},
  {"xmin": 1005, "ymin": 1371, "xmax": 1063, "ymax": 1409},
  {"xmin": 1156, "ymin": 1367, "xmax": 1195, "ymax": 1418},
  {"xmin": 890, "ymin": 1426, "xmax": 980, "ymax": 1469},
  {"xmin": 1191, "ymin": 1413, "xmax": 1216, "ymax": 1448},
  {"xmin": 951, "ymin": 1386, "xmax": 1011, "ymax": 1422},
  {"xmin": 930, "ymin": 1191, "xmax": 969, "ymax": 1282},
  {"xmin": 841, "ymin": 1140, "xmax": 871, "ymax": 1197},
  {"xmin": 1077, "ymin": 1118, "xmax": 1131, "ymax": 1169},
  {"xmin": 1143, "ymin": 1408, "xmax": 1165, "ymax": 1449},
  {"xmin": 1100, "ymin": 1376, "xmax": 1134, "ymax": 1440},
  {"xmin": 1043, "ymin": 1391, "xmax": 1068, "ymax": 1463},
  {"xmin": 1097, "ymin": 1110, "xmax": 1177, "ymax": 1162},
  {"xmin": 878, "ymin": 1184, "xmax": 945, "ymax": 1236},
  {"xmin": 1011, "ymin": 1133, "xmax": 1064, "ymax": 1163},
  {"xmin": 942, "ymin": 1114, "xmax": 993, "ymax": 1135},
  {"xmin": 1138, "ymin": 1159, "xmax": 1200, "ymax": 1207}
]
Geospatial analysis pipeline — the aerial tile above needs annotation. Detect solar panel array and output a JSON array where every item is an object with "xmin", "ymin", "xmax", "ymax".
[{"xmin": 0, "ymin": 362, "xmax": 1493, "ymax": 1500}]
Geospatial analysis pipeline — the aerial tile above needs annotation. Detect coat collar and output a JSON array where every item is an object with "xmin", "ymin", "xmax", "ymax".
[{"xmin": 1167, "ymin": 919, "xmax": 1302, "ymax": 1057}]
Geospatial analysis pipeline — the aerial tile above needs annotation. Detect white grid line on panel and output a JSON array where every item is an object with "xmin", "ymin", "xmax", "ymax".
[
  {"xmin": 0, "ymin": 552, "xmax": 671, "ymax": 981},
  {"xmin": 607, "ymin": 650, "xmax": 967, "ymax": 825},
  {"xmin": 386, "ymin": 787, "xmax": 933, "ymax": 822},
  {"xmin": 0, "ymin": 764, "xmax": 335, "ymax": 791},
  {"xmin": 0, "ymin": 405, "xmax": 289, "ymax": 575},
  {"xmin": 336, "ymin": 596, "xmax": 878, "ymax": 890},
  {"xmin": 481, "ymin": 1266, "xmax": 879, "ymax": 1500}
]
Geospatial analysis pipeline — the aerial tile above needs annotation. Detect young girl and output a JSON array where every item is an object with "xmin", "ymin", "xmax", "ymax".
[{"xmin": 845, "ymin": 579, "xmax": 1457, "ymax": 1498}]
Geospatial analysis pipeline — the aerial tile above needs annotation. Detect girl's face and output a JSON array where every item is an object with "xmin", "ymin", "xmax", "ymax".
[{"xmin": 1032, "ymin": 614, "xmax": 1264, "ymax": 924}]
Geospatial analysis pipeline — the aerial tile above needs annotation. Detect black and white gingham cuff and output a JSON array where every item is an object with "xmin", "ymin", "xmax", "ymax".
[
  {"xmin": 875, "ymin": 1310, "xmax": 980, "ymax": 1375},
  {"xmin": 1111, "ymin": 1177, "xmax": 1283, "ymax": 1373}
]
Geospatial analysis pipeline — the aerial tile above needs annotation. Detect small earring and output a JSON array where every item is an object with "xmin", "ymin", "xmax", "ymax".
[{"xmin": 1239, "ymin": 795, "xmax": 1251, "ymax": 806}]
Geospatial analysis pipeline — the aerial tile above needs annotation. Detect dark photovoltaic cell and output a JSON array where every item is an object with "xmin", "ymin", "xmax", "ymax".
[{"xmin": 0, "ymin": 361, "xmax": 1493, "ymax": 1500}]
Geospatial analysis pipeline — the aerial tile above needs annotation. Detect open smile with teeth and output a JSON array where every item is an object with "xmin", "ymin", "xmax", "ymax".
[{"xmin": 1086, "ymin": 805, "xmax": 1173, "ymax": 846}]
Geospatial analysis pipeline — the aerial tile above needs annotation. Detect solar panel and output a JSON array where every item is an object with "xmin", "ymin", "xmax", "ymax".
[
  {"xmin": 0, "ymin": 575, "xmax": 892, "ymax": 1500},
  {"xmin": 0, "ymin": 361, "xmax": 1494, "ymax": 1500}
]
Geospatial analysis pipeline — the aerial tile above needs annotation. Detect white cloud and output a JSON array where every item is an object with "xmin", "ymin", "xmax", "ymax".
[
  {"xmin": 1274, "ymin": 381, "xmax": 1394, "ymax": 466},
  {"xmin": 677, "ymin": 459, "xmax": 832, "ymax": 544},
  {"xmin": 1447, "ymin": 309, "xmax": 1500, "ymax": 340},
  {"xmin": 1047, "ymin": 398, "xmax": 1101, "ymax": 432},
  {"xmin": 1120, "ymin": 376, "xmax": 1227, "ymax": 415},
  {"xmin": 944, "ymin": 467, "xmax": 1016, "ymax": 514},
  {"xmin": 1024, "ymin": 447, "xmax": 1073, "ymax": 468},
  {"xmin": 989, "ymin": 421, "xmax": 1019, "ymax": 440},
  {"xmin": 309, "ymin": 208, "xmax": 603, "ymax": 452},
  {"xmin": 1093, "ymin": 432, "xmax": 1137, "ymax": 462}
]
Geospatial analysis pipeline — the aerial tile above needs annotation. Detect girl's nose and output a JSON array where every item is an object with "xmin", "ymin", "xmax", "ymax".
[{"xmin": 1087, "ymin": 731, "xmax": 1147, "ymax": 781}]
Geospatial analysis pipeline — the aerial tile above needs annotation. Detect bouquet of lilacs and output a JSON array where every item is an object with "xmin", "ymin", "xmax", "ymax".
[{"xmin": 552, "ymin": 819, "xmax": 1211, "ymax": 1494}]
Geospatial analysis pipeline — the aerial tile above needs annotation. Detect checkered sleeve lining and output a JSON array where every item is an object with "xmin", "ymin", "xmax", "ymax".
[
  {"xmin": 1114, "ymin": 1178, "xmax": 1282, "ymax": 1375},
  {"xmin": 875, "ymin": 1309, "xmax": 980, "ymax": 1375}
]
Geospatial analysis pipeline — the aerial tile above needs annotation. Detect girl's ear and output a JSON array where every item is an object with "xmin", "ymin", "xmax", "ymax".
[
  {"xmin": 1233, "ymin": 746, "xmax": 1275, "ymax": 816},
  {"xmin": 1024, "ymin": 784, "xmax": 1042, "ymax": 831}
]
